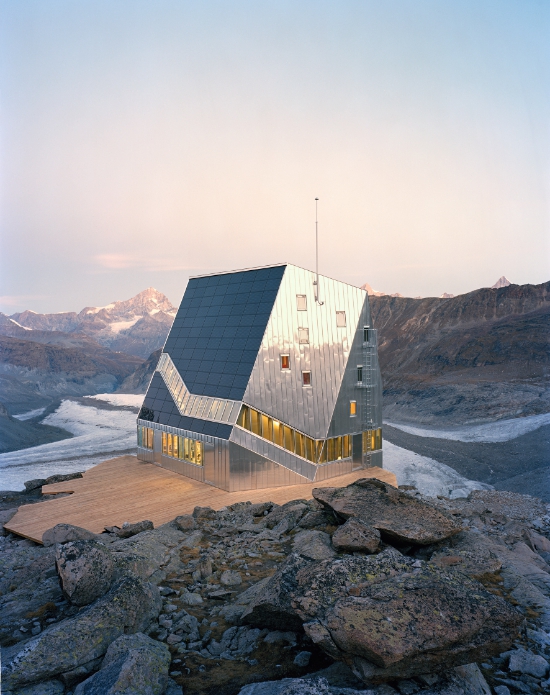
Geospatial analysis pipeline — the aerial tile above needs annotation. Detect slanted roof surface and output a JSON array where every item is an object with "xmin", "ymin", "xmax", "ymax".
[{"xmin": 163, "ymin": 265, "xmax": 286, "ymax": 401}]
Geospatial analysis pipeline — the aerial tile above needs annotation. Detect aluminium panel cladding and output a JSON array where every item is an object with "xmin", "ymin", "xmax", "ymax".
[
  {"xmin": 163, "ymin": 265, "xmax": 286, "ymax": 401},
  {"xmin": 239, "ymin": 264, "xmax": 366, "ymax": 440},
  {"xmin": 139, "ymin": 373, "xmax": 233, "ymax": 439},
  {"xmin": 325, "ymin": 296, "xmax": 383, "ymax": 438}
]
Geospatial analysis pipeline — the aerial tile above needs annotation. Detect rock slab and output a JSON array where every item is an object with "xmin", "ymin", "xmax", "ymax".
[
  {"xmin": 56, "ymin": 539, "xmax": 114, "ymax": 606},
  {"xmin": 313, "ymin": 479, "xmax": 462, "ymax": 545},
  {"xmin": 331, "ymin": 518, "xmax": 381, "ymax": 553}
]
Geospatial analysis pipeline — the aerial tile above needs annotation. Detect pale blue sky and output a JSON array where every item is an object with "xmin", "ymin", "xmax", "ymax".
[{"xmin": 1, "ymin": 0, "xmax": 548, "ymax": 312}]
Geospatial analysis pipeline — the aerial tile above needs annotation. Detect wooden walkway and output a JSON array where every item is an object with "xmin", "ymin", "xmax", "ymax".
[{"xmin": 5, "ymin": 455, "xmax": 397, "ymax": 544}]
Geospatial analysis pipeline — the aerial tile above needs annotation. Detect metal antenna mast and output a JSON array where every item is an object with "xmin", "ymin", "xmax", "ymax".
[{"xmin": 314, "ymin": 197, "xmax": 324, "ymax": 305}]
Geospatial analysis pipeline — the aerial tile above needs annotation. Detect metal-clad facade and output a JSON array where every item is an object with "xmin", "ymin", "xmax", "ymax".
[{"xmin": 137, "ymin": 263, "xmax": 383, "ymax": 491}]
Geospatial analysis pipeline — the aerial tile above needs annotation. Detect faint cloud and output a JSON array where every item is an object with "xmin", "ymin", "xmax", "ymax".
[
  {"xmin": 93, "ymin": 254, "xmax": 203, "ymax": 273},
  {"xmin": 0, "ymin": 294, "xmax": 48, "ymax": 307}
]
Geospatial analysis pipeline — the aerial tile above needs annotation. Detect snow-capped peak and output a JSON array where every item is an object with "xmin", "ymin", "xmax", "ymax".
[{"xmin": 491, "ymin": 276, "xmax": 512, "ymax": 289}]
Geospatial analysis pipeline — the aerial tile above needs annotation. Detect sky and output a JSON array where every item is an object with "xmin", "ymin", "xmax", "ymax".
[{"xmin": 1, "ymin": 0, "xmax": 549, "ymax": 313}]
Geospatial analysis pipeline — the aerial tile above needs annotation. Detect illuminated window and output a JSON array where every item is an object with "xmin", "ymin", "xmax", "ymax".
[
  {"xmin": 302, "ymin": 371, "xmax": 311, "ymax": 386},
  {"xmin": 336, "ymin": 311, "xmax": 346, "ymax": 327},
  {"xmin": 357, "ymin": 366, "xmax": 363, "ymax": 382},
  {"xmin": 350, "ymin": 400, "xmax": 357, "ymax": 416},
  {"xmin": 298, "ymin": 328, "xmax": 309, "ymax": 344},
  {"xmin": 281, "ymin": 354, "xmax": 290, "ymax": 370},
  {"xmin": 296, "ymin": 295, "xmax": 307, "ymax": 310},
  {"xmin": 138, "ymin": 426, "xmax": 154, "ymax": 449}
]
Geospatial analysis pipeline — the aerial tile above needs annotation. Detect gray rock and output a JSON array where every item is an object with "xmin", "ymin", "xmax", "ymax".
[
  {"xmin": 239, "ymin": 677, "xmax": 331, "ymax": 695},
  {"xmin": 221, "ymin": 569, "xmax": 243, "ymax": 586},
  {"xmin": 0, "ymin": 508, "xmax": 18, "ymax": 536},
  {"xmin": 56, "ymin": 540, "xmax": 114, "ymax": 606},
  {"xmin": 193, "ymin": 506, "xmax": 218, "ymax": 520},
  {"xmin": 115, "ymin": 519, "xmax": 154, "ymax": 538},
  {"xmin": 450, "ymin": 663, "xmax": 491, "ymax": 695},
  {"xmin": 264, "ymin": 503, "xmax": 308, "ymax": 530},
  {"xmin": 11, "ymin": 681, "xmax": 64, "ymax": 695},
  {"xmin": 313, "ymin": 479, "xmax": 462, "ymax": 545},
  {"xmin": 174, "ymin": 514, "xmax": 196, "ymax": 531},
  {"xmin": 299, "ymin": 511, "xmax": 334, "ymax": 529},
  {"xmin": 2, "ymin": 576, "xmax": 162, "ymax": 688},
  {"xmin": 42, "ymin": 524, "xmax": 97, "ymax": 546},
  {"xmin": 508, "ymin": 647, "xmax": 549, "ymax": 678},
  {"xmin": 24, "ymin": 478, "xmax": 47, "ymax": 492},
  {"xmin": 179, "ymin": 589, "xmax": 203, "ymax": 605},
  {"xmin": 494, "ymin": 687, "xmax": 511, "ymax": 695},
  {"xmin": 332, "ymin": 518, "xmax": 381, "ymax": 554},
  {"xmin": 180, "ymin": 530, "xmax": 203, "ymax": 548},
  {"xmin": 293, "ymin": 530, "xmax": 337, "ymax": 560},
  {"xmin": 73, "ymin": 632, "xmax": 170, "ymax": 695},
  {"xmin": 294, "ymin": 651, "xmax": 312, "ymax": 667},
  {"xmin": 165, "ymin": 679, "xmax": 184, "ymax": 695}
]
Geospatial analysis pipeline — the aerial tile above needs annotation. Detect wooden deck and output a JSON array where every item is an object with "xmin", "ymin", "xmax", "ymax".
[{"xmin": 5, "ymin": 455, "xmax": 397, "ymax": 544}]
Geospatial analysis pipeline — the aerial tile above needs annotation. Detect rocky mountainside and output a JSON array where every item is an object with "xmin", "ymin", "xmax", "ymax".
[
  {"xmin": 0, "ymin": 335, "xmax": 143, "ymax": 415},
  {"xmin": 370, "ymin": 280, "xmax": 550, "ymax": 425},
  {"xmin": 10, "ymin": 287, "xmax": 176, "ymax": 358},
  {"xmin": 117, "ymin": 348, "xmax": 161, "ymax": 393},
  {"xmin": 1, "ymin": 479, "xmax": 550, "ymax": 695}
]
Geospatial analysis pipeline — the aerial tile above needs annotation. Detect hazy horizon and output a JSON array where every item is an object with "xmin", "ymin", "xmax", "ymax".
[{"xmin": 1, "ymin": 1, "xmax": 549, "ymax": 314}]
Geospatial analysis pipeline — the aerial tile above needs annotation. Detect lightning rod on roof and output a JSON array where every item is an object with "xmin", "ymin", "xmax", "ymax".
[{"xmin": 314, "ymin": 197, "xmax": 324, "ymax": 305}]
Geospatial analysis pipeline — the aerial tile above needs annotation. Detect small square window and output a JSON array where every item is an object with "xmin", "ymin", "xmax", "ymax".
[
  {"xmin": 298, "ymin": 327, "xmax": 309, "ymax": 344},
  {"xmin": 281, "ymin": 354, "xmax": 290, "ymax": 370},
  {"xmin": 302, "ymin": 371, "xmax": 312, "ymax": 386},
  {"xmin": 350, "ymin": 400, "xmax": 357, "ymax": 416},
  {"xmin": 296, "ymin": 295, "xmax": 307, "ymax": 311},
  {"xmin": 357, "ymin": 366, "xmax": 363, "ymax": 382},
  {"xmin": 336, "ymin": 311, "xmax": 346, "ymax": 327}
]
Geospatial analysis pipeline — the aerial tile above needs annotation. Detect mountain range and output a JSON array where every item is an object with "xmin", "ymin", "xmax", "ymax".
[{"xmin": 8, "ymin": 287, "xmax": 176, "ymax": 358}]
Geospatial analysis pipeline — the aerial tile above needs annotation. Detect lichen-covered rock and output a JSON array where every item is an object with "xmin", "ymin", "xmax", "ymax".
[
  {"xmin": 331, "ymin": 518, "xmax": 381, "ymax": 553},
  {"xmin": 42, "ymin": 524, "xmax": 97, "ymax": 547},
  {"xmin": 73, "ymin": 632, "xmax": 170, "ymax": 695},
  {"xmin": 56, "ymin": 540, "xmax": 114, "ymax": 606},
  {"xmin": 9, "ymin": 680, "xmax": 65, "ymax": 695},
  {"xmin": 115, "ymin": 519, "xmax": 154, "ymax": 539},
  {"xmin": 221, "ymin": 569, "xmax": 243, "ymax": 586},
  {"xmin": 429, "ymin": 530, "xmax": 502, "ymax": 580},
  {"xmin": 174, "ymin": 514, "xmax": 196, "ymax": 531},
  {"xmin": 313, "ymin": 479, "xmax": 462, "ymax": 545},
  {"xmin": 264, "ymin": 502, "xmax": 308, "ymax": 530},
  {"xmin": 1, "ymin": 576, "xmax": 162, "ymax": 689},
  {"xmin": 292, "ymin": 530, "xmax": 336, "ymax": 560},
  {"xmin": 193, "ymin": 506, "xmax": 217, "ymax": 521}
]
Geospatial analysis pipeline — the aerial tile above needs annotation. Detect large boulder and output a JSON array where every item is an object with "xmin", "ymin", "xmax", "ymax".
[
  {"xmin": 56, "ymin": 540, "xmax": 114, "ymax": 606},
  {"xmin": 264, "ymin": 502, "xmax": 308, "ymax": 530},
  {"xmin": 313, "ymin": 479, "xmax": 462, "ymax": 545},
  {"xmin": 292, "ymin": 530, "xmax": 336, "ymax": 560},
  {"xmin": 42, "ymin": 524, "xmax": 97, "ymax": 547},
  {"xmin": 1, "ymin": 576, "xmax": 162, "ymax": 689},
  {"xmin": 243, "ymin": 549, "xmax": 522, "ymax": 683},
  {"xmin": 331, "ymin": 518, "xmax": 380, "ymax": 554},
  {"xmin": 429, "ymin": 530, "xmax": 503, "ymax": 580},
  {"xmin": 73, "ymin": 632, "xmax": 170, "ymax": 695}
]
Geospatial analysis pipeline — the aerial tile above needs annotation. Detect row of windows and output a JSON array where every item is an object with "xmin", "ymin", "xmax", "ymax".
[
  {"xmin": 138, "ymin": 426, "xmax": 154, "ymax": 449},
  {"xmin": 161, "ymin": 432, "xmax": 204, "ymax": 466},
  {"xmin": 236, "ymin": 404, "xmax": 382, "ymax": 464}
]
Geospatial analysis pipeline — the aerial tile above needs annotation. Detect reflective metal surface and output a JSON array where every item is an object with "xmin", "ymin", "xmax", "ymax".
[{"xmin": 137, "ymin": 263, "xmax": 383, "ymax": 491}]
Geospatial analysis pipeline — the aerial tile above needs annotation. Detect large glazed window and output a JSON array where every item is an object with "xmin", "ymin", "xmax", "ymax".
[
  {"xmin": 138, "ymin": 426, "xmax": 154, "ymax": 449},
  {"xmin": 161, "ymin": 431, "xmax": 203, "ymax": 466},
  {"xmin": 236, "ymin": 404, "xmax": 356, "ymax": 464}
]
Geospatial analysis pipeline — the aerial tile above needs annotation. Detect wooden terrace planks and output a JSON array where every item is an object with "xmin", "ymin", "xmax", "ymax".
[{"xmin": 4, "ymin": 455, "xmax": 397, "ymax": 544}]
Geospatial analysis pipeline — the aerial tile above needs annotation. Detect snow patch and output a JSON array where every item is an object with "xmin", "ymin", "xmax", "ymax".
[
  {"xmin": 383, "ymin": 440, "xmax": 492, "ymax": 498},
  {"xmin": 385, "ymin": 412, "xmax": 550, "ymax": 443},
  {"xmin": 8, "ymin": 318, "xmax": 31, "ymax": 330},
  {"xmin": 108, "ymin": 317, "xmax": 140, "ymax": 333},
  {"xmin": 13, "ymin": 407, "xmax": 46, "ymax": 421},
  {"xmin": 0, "ymin": 400, "xmax": 137, "ymax": 490}
]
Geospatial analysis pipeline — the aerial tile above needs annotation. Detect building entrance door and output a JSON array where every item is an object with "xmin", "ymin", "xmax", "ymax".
[{"xmin": 352, "ymin": 433, "xmax": 363, "ymax": 470}]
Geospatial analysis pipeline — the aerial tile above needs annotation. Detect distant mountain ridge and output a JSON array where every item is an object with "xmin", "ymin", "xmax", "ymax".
[
  {"xmin": 10, "ymin": 288, "xmax": 176, "ymax": 358},
  {"xmin": 361, "ymin": 276, "xmax": 514, "ymax": 300},
  {"xmin": 370, "ymin": 280, "xmax": 550, "ymax": 425}
]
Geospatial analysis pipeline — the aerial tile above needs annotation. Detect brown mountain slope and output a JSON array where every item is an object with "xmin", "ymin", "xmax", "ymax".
[{"xmin": 370, "ymin": 281, "xmax": 550, "ymax": 425}]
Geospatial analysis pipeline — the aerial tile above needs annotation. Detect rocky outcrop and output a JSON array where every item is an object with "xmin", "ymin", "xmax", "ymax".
[
  {"xmin": 56, "ymin": 540, "xmax": 114, "ymax": 605},
  {"xmin": 2, "ymin": 576, "xmax": 161, "ymax": 689},
  {"xmin": 331, "ymin": 518, "xmax": 381, "ymax": 553},
  {"xmin": 42, "ymin": 524, "xmax": 98, "ymax": 547},
  {"xmin": 73, "ymin": 633, "xmax": 171, "ymax": 694},
  {"xmin": 115, "ymin": 519, "xmax": 154, "ymax": 538},
  {"xmin": 313, "ymin": 479, "xmax": 462, "ymax": 545}
]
